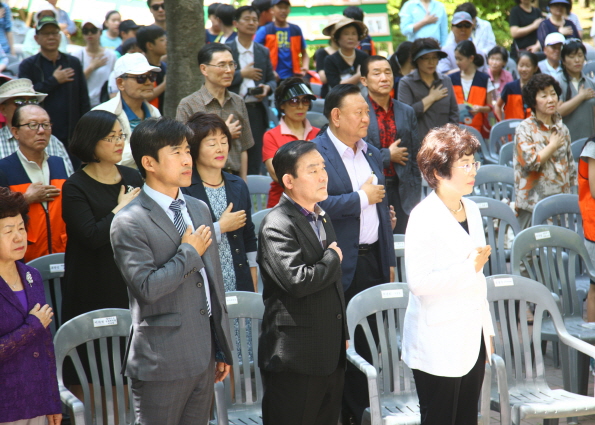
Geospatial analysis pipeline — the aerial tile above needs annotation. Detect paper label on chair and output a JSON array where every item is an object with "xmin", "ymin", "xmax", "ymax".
[
  {"xmin": 510, "ymin": 122, "xmax": 520, "ymax": 128},
  {"xmin": 381, "ymin": 289, "xmax": 403, "ymax": 298},
  {"xmin": 49, "ymin": 263, "xmax": 64, "ymax": 273},
  {"xmin": 493, "ymin": 278, "xmax": 514, "ymax": 287},
  {"xmin": 394, "ymin": 242, "xmax": 405, "ymax": 250},
  {"xmin": 226, "ymin": 296, "xmax": 238, "ymax": 305},
  {"xmin": 93, "ymin": 317, "xmax": 118, "ymax": 327},
  {"xmin": 476, "ymin": 202, "xmax": 488, "ymax": 209},
  {"xmin": 535, "ymin": 231, "xmax": 551, "ymax": 240}
]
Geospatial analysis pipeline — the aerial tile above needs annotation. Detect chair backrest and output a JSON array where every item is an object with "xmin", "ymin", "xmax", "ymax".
[
  {"xmin": 27, "ymin": 253, "xmax": 65, "ymax": 335},
  {"xmin": 571, "ymin": 138, "xmax": 588, "ymax": 162},
  {"xmin": 306, "ymin": 111, "xmax": 329, "ymax": 128},
  {"xmin": 488, "ymin": 119, "xmax": 522, "ymax": 159},
  {"xmin": 251, "ymin": 208, "xmax": 271, "ymax": 235},
  {"xmin": 346, "ymin": 282, "xmax": 415, "ymax": 402},
  {"xmin": 498, "ymin": 140, "xmax": 514, "ymax": 167},
  {"xmin": 215, "ymin": 292, "xmax": 265, "ymax": 423},
  {"xmin": 468, "ymin": 196, "xmax": 521, "ymax": 275},
  {"xmin": 459, "ymin": 124, "xmax": 494, "ymax": 164},
  {"xmin": 393, "ymin": 234, "xmax": 406, "ymax": 282},
  {"xmin": 511, "ymin": 225, "xmax": 595, "ymax": 319},
  {"xmin": 531, "ymin": 193, "xmax": 583, "ymax": 236},
  {"xmin": 310, "ymin": 82, "xmax": 322, "ymax": 97},
  {"xmin": 505, "ymin": 57, "xmax": 518, "ymax": 79},
  {"xmin": 311, "ymin": 98, "xmax": 325, "ymax": 113},
  {"xmin": 583, "ymin": 61, "xmax": 595, "ymax": 79},
  {"xmin": 420, "ymin": 177, "xmax": 432, "ymax": 200},
  {"xmin": 486, "ymin": 274, "xmax": 567, "ymax": 391},
  {"xmin": 246, "ymin": 175, "xmax": 273, "ymax": 212},
  {"xmin": 473, "ymin": 164, "xmax": 515, "ymax": 202},
  {"xmin": 54, "ymin": 308, "xmax": 133, "ymax": 425}
]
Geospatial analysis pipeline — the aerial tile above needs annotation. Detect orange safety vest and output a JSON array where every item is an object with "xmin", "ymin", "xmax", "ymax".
[
  {"xmin": 451, "ymin": 71, "xmax": 489, "ymax": 134},
  {"xmin": 578, "ymin": 146, "xmax": 595, "ymax": 241},
  {"xmin": 262, "ymin": 22, "xmax": 303, "ymax": 75},
  {"xmin": 502, "ymin": 80, "xmax": 530, "ymax": 120}
]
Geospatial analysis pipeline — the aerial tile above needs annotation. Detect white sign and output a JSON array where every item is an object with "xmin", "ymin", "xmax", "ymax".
[
  {"xmin": 49, "ymin": 263, "xmax": 65, "ymax": 273},
  {"xmin": 394, "ymin": 242, "xmax": 405, "ymax": 250},
  {"xmin": 93, "ymin": 316, "xmax": 118, "ymax": 327},
  {"xmin": 535, "ymin": 231, "xmax": 551, "ymax": 240},
  {"xmin": 493, "ymin": 277, "xmax": 514, "ymax": 287},
  {"xmin": 381, "ymin": 289, "xmax": 403, "ymax": 298},
  {"xmin": 226, "ymin": 296, "xmax": 238, "ymax": 305},
  {"xmin": 476, "ymin": 202, "xmax": 488, "ymax": 209}
]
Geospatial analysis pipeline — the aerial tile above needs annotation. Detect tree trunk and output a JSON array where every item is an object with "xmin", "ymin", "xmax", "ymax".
[{"xmin": 164, "ymin": 0, "xmax": 205, "ymax": 118}]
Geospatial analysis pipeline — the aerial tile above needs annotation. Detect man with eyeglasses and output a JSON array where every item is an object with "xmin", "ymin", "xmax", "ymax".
[
  {"xmin": 229, "ymin": 5, "xmax": 276, "ymax": 175},
  {"xmin": 177, "ymin": 43, "xmax": 254, "ymax": 180},
  {"xmin": 0, "ymin": 78, "xmax": 74, "ymax": 175},
  {"xmin": 19, "ymin": 16, "xmax": 90, "ymax": 168},
  {"xmin": 94, "ymin": 53, "xmax": 161, "ymax": 168},
  {"xmin": 0, "ymin": 104, "xmax": 69, "ymax": 262},
  {"xmin": 148, "ymin": 0, "xmax": 166, "ymax": 31},
  {"xmin": 437, "ymin": 12, "xmax": 486, "ymax": 75}
]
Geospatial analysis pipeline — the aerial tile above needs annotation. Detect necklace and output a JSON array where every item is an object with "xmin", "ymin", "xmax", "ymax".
[
  {"xmin": 203, "ymin": 177, "xmax": 224, "ymax": 187},
  {"xmin": 1, "ymin": 274, "xmax": 20, "ymax": 290},
  {"xmin": 448, "ymin": 200, "xmax": 463, "ymax": 214},
  {"xmin": 339, "ymin": 49, "xmax": 355, "ymax": 61}
]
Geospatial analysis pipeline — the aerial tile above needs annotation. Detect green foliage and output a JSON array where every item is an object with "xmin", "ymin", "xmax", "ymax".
[{"xmin": 388, "ymin": 0, "xmax": 517, "ymax": 49}]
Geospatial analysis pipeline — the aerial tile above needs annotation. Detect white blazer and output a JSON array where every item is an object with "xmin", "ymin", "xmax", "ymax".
[{"xmin": 402, "ymin": 191, "xmax": 494, "ymax": 377}]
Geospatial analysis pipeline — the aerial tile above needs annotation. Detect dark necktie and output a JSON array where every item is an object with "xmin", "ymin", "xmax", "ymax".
[{"xmin": 169, "ymin": 199, "xmax": 186, "ymax": 237}]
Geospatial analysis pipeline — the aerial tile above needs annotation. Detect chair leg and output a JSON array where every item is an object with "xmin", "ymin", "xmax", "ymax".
[
  {"xmin": 577, "ymin": 351, "xmax": 590, "ymax": 395},
  {"xmin": 553, "ymin": 341, "xmax": 560, "ymax": 368}
]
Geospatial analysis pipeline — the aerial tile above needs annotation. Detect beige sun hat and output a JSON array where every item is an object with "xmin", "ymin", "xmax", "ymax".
[
  {"xmin": 0, "ymin": 79, "xmax": 47, "ymax": 104},
  {"xmin": 321, "ymin": 15, "xmax": 345, "ymax": 37},
  {"xmin": 323, "ymin": 16, "xmax": 368, "ymax": 40}
]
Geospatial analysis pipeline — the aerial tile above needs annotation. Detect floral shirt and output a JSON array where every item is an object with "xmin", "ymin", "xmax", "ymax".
[{"xmin": 513, "ymin": 111, "xmax": 577, "ymax": 212}]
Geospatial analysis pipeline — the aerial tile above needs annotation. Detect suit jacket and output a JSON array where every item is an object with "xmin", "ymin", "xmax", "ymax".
[
  {"xmin": 258, "ymin": 195, "xmax": 347, "ymax": 375},
  {"xmin": 0, "ymin": 262, "xmax": 61, "ymax": 422},
  {"xmin": 110, "ymin": 190, "xmax": 233, "ymax": 382},
  {"xmin": 402, "ymin": 192, "xmax": 494, "ymax": 377},
  {"xmin": 314, "ymin": 130, "xmax": 396, "ymax": 291},
  {"xmin": 181, "ymin": 169, "xmax": 257, "ymax": 292},
  {"xmin": 228, "ymin": 40, "xmax": 277, "ymax": 109},
  {"xmin": 364, "ymin": 96, "xmax": 422, "ymax": 215}
]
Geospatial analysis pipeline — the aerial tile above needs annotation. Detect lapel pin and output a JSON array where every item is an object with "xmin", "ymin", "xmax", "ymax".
[
  {"xmin": 25, "ymin": 271, "xmax": 33, "ymax": 287},
  {"xmin": 368, "ymin": 152, "xmax": 372, "ymax": 156}
]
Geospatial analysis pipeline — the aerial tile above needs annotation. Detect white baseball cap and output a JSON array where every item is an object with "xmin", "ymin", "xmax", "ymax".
[
  {"xmin": 544, "ymin": 32, "xmax": 565, "ymax": 46},
  {"xmin": 81, "ymin": 17, "xmax": 104, "ymax": 30},
  {"xmin": 114, "ymin": 53, "xmax": 161, "ymax": 78}
]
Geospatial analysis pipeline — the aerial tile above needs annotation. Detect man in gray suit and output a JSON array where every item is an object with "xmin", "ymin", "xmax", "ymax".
[
  {"xmin": 361, "ymin": 55, "xmax": 421, "ymax": 234},
  {"xmin": 228, "ymin": 5, "xmax": 277, "ymax": 175},
  {"xmin": 110, "ymin": 118, "xmax": 233, "ymax": 425},
  {"xmin": 258, "ymin": 140, "xmax": 347, "ymax": 425}
]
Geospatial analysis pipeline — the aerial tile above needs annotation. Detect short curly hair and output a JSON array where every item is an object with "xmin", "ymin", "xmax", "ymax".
[
  {"xmin": 418, "ymin": 123, "xmax": 480, "ymax": 189},
  {"xmin": 0, "ymin": 187, "xmax": 29, "ymax": 224},
  {"xmin": 522, "ymin": 73, "xmax": 562, "ymax": 113},
  {"xmin": 186, "ymin": 112, "xmax": 233, "ymax": 162}
]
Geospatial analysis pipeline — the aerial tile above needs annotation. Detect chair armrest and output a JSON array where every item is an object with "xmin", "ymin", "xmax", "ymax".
[
  {"xmin": 59, "ymin": 384, "xmax": 85, "ymax": 425},
  {"xmin": 557, "ymin": 329, "xmax": 595, "ymax": 359},
  {"xmin": 213, "ymin": 381, "xmax": 229, "ymax": 425},
  {"xmin": 491, "ymin": 354, "xmax": 511, "ymax": 425},
  {"xmin": 346, "ymin": 343, "xmax": 381, "ymax": 425}
]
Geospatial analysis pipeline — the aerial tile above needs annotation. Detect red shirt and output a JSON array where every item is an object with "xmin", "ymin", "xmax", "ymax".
[
  {"xmin": 369, "ymin": 96, "xmax": 397, "ymax": 176},
  {"xmin": 262, "ymin": 118, "xmax": 320, "ymax": 208}
]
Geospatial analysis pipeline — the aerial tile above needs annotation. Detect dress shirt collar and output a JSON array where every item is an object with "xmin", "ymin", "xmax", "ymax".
[
  {"xmin": 199, "ymin": 84, "xmax": 231, "ymax": 107},
  {"xmin": 122, "ymin": 97, "xmax": 152, "ymax": 121},
  {"xmin": 17, "ymin": 148, "xmax": 48, "ymax": 168},
  {"xmin": 282, "ymin": 192, "xmax": 325, "ymax": 218},
  {"xmin": 326, "ymin": 127, "xmax": 368, "ymax": 158},
  {"xmin": 279, "ymin": 117, "xmax": 313, "ymax": 139},
  {"xmin": 529, "ymin": 111, "xmax": 563, "ymax": 132},
  {"xmin": 368, "ymin": 94, "xmax": 394, "ymax": 114},
  {"xmin": 236, "ymin": 37, "xmax": 254, "ymax": 55},
  {"xmin": 143, "ymin": 182, "xmax": 186, "ymax": 214}
]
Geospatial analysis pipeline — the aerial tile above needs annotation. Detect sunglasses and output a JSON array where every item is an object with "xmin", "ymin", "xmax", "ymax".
[
  {"xmin": 150, "ymin": 3, "xmax": 165, "ymax": 11},
  {"xmin": 454, "ymin": 22, "xmax": 472, "ymax": 29},
  {"xmin": 82, "ymin": 27, "xmax": 99, "ymax": 35},
  {"xmin": 121, "ymin": 73, "xmax": 158, "ymax": 84},
  {"xmin": 285, "ymin": 97, "xmax": 312, "ymax": 107},
  {"xmin": 12, "ymin": 98, "xmax": 39, "ymax": 106}
]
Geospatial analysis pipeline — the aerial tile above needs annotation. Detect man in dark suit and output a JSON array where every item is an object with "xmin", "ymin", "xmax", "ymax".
[
  {"xmin": 110, "ymin": 118, "xmax": 233, "ymax": 425},
  {"xmin": 228, "ymin": 5, "xmax": 277, "ymax": 175},
  {"xmin": 258, "ymin": 140, "xmax": 347, "ymax": 425},
  {"xmin": 313, "ymin": 84, "xmax": 396, "ymax": 425},
  {"xmin": 361, "ymin": 55, "xmax": 421, "ymax": 234}
]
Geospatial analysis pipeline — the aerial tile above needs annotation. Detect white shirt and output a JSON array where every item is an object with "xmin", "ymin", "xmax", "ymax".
[
  {"xmin": 236, "ymin": 37, "xmax": 257, "ymax": 100},
  {"xmin": 143, "ymin": 183, "xmax": 212, "ymax": 315},
  {"xmin": 445, "ymin": 17, "xmax": 496, "ymax": 56},
  {"xmin": 17, "ymin": 148, "xmax": 50, "ymax": 209},
  {"xmin": 326, "ymin": 128, "xmax": 379, "ymax": 244},
  {"xmin": 73, "ymin": 48, "xmax": 117, "ymax": 107},
  {"xmin": 538, "ymin": 59, "xmax": 564, "ymax": 82}
]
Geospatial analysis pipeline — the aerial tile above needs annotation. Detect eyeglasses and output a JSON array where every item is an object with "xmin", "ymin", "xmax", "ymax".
[
  {"xmin": 454, "ymin": 22, "xmax": 472, "ymax": 29},
  {"xmin": 11, "ymin": 98, "xmax": 39, "ymax": 106},
  {"xmin": 15, "ymin": 122, "xmax": 52, "ymax": 131},
  {"xmin": 121, "ymin": 73, "xmax": 158, "ymax": 84},
  {"xmin": 284, "ymin": 96, "xmax": 312, "ymax": 107},
  {"xmin": 38, "ymin": 30, "xmax": 60, "ymax": 37},
  {"xmin": 453, "ymin": 161, "xmax": 481, "ymax": 173},
  {"xmin": 205, "ymin": 62, "xmax": 238, "ymax": 71},
  {"xmin": 82, "ymin": 27, "xmax": 99, "ymax": 35},
  {"xmin": 150, "ymin": 3, "xmax": 165, "ymax": 11},
  {"xmin": 102, "ymin": 134, "xmax": 127, "ymax": 143}
]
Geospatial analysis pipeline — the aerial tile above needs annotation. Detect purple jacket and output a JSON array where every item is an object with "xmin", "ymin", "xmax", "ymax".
[{"xmin": 0, "ymin": 262, "xmax": 61, "ymax": 422}]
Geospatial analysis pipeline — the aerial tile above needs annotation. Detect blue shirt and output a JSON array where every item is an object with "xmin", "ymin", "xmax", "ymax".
[
  {"xmin": 398, "ymin": 0, "xmax": 448, "ymax": 46},
  {"xmin": 100, "ymin": 30, "xmax": 122, "ymax": 50},
  {"xmin": 122, "ymin": 97, "xmax": 152, "ymax": 132},
  {"xmin": 0, "ymin": 3, "xmax": 11, "ymax": 54},
  {"xmin": 254, "ymin": 24, "xmax": 305, "ymax": 79}
]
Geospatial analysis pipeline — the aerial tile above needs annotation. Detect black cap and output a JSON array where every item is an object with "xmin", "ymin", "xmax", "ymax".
[{"xmin": 119, "ymin": 20, "xmax": 140, "ymax": 33}]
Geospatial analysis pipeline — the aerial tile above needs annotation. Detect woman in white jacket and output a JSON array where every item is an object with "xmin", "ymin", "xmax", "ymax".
[{"xmin": 402, "ymin": 123, "xmax": 494, "ymax": 425}]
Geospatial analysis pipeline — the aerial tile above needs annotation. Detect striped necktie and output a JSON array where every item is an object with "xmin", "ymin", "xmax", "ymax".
[{"xmin": 169, "ymin": 199, "xmax": 186, "ymax": 237}]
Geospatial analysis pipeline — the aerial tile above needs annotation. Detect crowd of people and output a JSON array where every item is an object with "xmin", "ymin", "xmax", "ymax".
[{"xmin": 1, "ymin": 0, "xmax": 595, "ymax": 425}]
